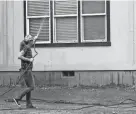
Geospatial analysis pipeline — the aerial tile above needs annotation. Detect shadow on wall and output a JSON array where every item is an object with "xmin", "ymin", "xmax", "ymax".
[{"xmin": 0, "ymin": 71, "xmax": 136, "ymax": 88}]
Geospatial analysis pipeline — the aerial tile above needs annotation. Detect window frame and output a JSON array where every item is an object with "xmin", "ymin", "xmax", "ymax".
[
  {"xmin": 25, "ymin": 0, "xmax": 51, "ymax": 44},
  {"xmin": 24, "ymin": 0, "xmax": 111, "ymax": 47},
  {"xmin": 80, "ymin": 0, "xmax": 107, "ymax": 42},
  {"xmin": 53, "ymin": 0, "xmax": 78, "ymax": 43}
]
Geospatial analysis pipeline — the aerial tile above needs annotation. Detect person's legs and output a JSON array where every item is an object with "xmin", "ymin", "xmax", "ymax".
[
  {"xmin": 14, "ymin": 70, "xmax": 34, "ymax": 108},
  {"xmin": 13, "ymin": 70, "xmax": 30, "ymax": 107},
  {"xmin": 15, "ymin": 87, "xmax": 33, "ymax": 101},
  {"xmin": 15, "ymin": 70, "xmax": 33, "ymax": 100},
  {"xmin": 24, "ymin": 70, "xmax": 35, "ymax": 107},
  {"xmin": 26, "ymin": 91, "xmax": 31, "ymax": 105}
]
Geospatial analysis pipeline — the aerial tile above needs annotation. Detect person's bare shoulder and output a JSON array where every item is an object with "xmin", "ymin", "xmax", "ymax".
[{"xmin": 20, "ymin": 40, "xmax": 26, "ymax": 51}]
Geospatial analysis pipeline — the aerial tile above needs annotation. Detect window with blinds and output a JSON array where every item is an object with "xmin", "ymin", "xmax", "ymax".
[
  {"xmin": 25, "ymin": 0, "xmax": 110, "ymax": 46},
  {"xmin": 81, "ymin": 0, "xmax": 106, "ymax": 42},
  {"xmin": 26, "ymin": 0, "xmax": 50, "ymax": 42},
  {"xmin": 53, "ymin": 0, "xmax": 78, "ymax": 43}
]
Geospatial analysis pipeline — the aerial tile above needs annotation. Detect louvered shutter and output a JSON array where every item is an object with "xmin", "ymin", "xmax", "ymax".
[
  {"xmin": 27, "ymin": 0, "xmax": 50, "ymax": 41},
  {"xmin": 84, "ymin": 16, "xmax": 105, "ymax": 40},
  {"xmin": 54, "ymin": 0, "xmax": 78, "ymax": 42},
  {"xmin": 82, "ymin": 1, "xmax": 105, "ymax": 14}
]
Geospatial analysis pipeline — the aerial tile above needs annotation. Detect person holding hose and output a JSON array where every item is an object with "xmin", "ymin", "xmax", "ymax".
[{"xmin": 13, "ymin": 34, "xmax": 38, "ymax": 108}]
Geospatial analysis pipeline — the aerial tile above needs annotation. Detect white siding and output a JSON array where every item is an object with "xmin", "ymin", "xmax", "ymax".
[
  {"xmin": 33, "ymin": 1, "xmax": 136, "ymax": 71},
  {"xmin": 0, "ymin": 1, "xmax": 23, "ymax": 71},
  {"xmin": 0, "ymin": 1, "xmax": 136, "ymax": 71}
]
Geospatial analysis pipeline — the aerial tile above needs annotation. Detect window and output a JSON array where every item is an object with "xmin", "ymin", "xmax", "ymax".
[
  {"xmin": 62, "ymin": 71, "xmax": 75, "ymax": 77},
  {"xmin": 53, "ymin": 0, "xmax": 78, "ymax": 43},
  {"xmin": 24, "ymin": 0, "xmax": 110, "ymax": 47},
  {"xmin": 26, "ymin": 0, "xmax": 51, "ymax": 43},
  {"xmin": 81, "ymin": 0, "xmax": 106, "ymax": 42}
]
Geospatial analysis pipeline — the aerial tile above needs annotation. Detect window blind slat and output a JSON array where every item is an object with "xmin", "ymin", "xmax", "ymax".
[
  {"xmin": 54, "ymin": 0, "xmax": 77, "ymax": 15},
  {"xmin": 84, "ymin": 16, "xmax": 105, "ymax": 41},
  {"xmin": 56, "ymin": 17, "xmax": 77, "ymax": 41},
  {"xmin": 29, "ymin": 18, "xmax": 49, "ymax": 41},
  {"xmin": 27, "ymin": 1, "xmax": 49, "ymax": 16}
]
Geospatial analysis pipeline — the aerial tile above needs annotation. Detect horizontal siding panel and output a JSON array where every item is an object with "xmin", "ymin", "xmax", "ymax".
[
  {"xmin": 29, "ymin": 18, "xmax": 49, "ymax": 41},
  {"xmin": 27, "ymin": 0, "xmax": 49, "ymax": 16},
  {"xmin": 55, "ymin": 17, "xmax": 77, "ymax": 41},
  {"xmin": 54, "ymin": 0, "xmax": 77, "ymax": 15}
]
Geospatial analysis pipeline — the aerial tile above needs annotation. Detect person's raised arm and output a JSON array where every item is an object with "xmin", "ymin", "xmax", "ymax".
[{"xmin": 28, "ymin": 36, "xmax": 38, "ymax": 48}]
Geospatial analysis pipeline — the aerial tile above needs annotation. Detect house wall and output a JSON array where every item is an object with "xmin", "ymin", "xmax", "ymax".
[
  {"xmin": 0, "ymin": 71, "xmax": 136, "ymax": 87},
  {"xmin": 0, "ymin": 1, "xmax": 24, "ymax": 71},
  {"xmin": 0, "ymin": 1, "xmax": 136, "ymax": 87},
  {"xmin": 32, "ymin": 1, "xmax": 136, "ymax": 71},
  {"xmin": 0, "ymin": 1, "xmax": 135, "ymax": 71}
]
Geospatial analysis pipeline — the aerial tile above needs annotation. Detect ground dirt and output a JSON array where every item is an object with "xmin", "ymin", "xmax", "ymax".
[{"xmin": 0, "ymin": 86, "xmax": 136, "ymax": 114}]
